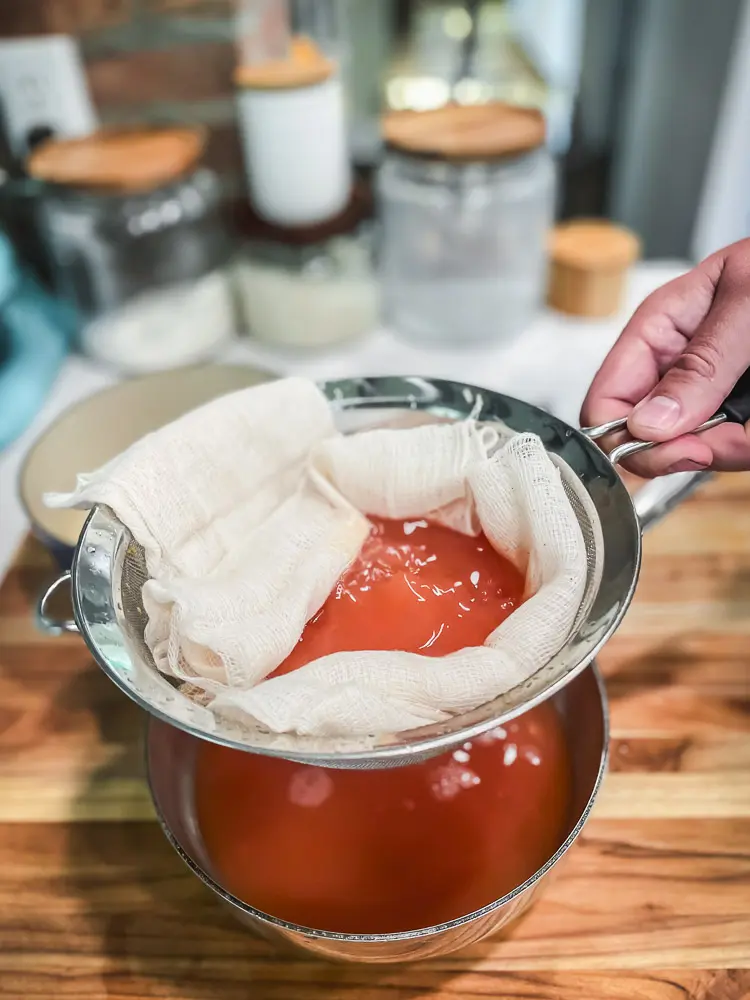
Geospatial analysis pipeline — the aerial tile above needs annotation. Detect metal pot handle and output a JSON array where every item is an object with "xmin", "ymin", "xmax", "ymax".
[
  {"xmin": 37, "ymin": 570, "xmax": 79, "ymax": 635},
  {"xmin": 630, "ymin": 469, "xmax": 712, "ymax": 533}
]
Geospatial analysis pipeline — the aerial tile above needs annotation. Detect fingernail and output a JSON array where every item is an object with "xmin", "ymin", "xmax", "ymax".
[
  {"xmin": 632, "ymin": 395, "xmax": 681, "ymax": 432},
  {"xmin": 665, "ymin": 459, "xmax": 708, "ymax": 474}
]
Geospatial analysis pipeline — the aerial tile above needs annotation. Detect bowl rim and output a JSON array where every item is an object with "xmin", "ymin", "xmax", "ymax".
[{"xmin": 146, "ymin": 663, "xmax": 609, "ymax": 944}]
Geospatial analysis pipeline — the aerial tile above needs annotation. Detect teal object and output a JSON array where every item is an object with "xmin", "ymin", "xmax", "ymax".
[{"xmin": 0, "ymin": 230, "xmax": 73, "ymax": 450}]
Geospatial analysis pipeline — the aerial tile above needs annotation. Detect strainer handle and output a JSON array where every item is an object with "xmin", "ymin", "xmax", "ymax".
[
  {"xmin": 582, "ymin": 368, "xmax": 750, "ymax": 465},
  {"xmin": 37, "ymin": 571, "xmax": 79, "ymax": 635},
  {"xmin": 582, "ymin": 413, "xmax": 728, "ymax": 465}
]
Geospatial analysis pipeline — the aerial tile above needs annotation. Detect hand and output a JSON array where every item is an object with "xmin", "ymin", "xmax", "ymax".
[{"xmin": 580, "ymin": 238, "xmax": 750, "ymax": 478}]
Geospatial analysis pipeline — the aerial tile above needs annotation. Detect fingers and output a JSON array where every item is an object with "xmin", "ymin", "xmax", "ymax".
[
  {"xmin": 581, "ymin": 240, "xmax": 750, "ymax": 477},
  {"xmin": 698, "ymin": 421, "xmax": 750, "ymax": 472},
  {"xmin": 580, "ymin": 267, "xmax": 717, "ymax": 429},
  {"xmin": 628, "ymin": 248, "xmax": 750, "ymax": 442}
]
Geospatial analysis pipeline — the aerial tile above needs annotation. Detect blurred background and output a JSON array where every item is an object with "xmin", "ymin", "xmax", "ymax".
[
  {"xmin": 1, "ymin": 0, "xmax": 750, "ymax": 567},
  {"xmin": 3, "ymin": 0, "xmax": 748, "ymax": 260}
]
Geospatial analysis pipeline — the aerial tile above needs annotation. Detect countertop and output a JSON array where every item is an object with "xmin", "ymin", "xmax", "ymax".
[
  {"xmin": 1, "ymin": 473, "xmax": 749, "ymax": 999},
  {"xmin": 0, "ymin": 261, "xmax": 689, "ymax": 577}
]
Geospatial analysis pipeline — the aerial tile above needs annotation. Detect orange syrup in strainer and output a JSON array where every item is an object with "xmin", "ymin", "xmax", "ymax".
[{"xmin": 274, "ymin": 516, "xmax": 526, "ymax": 673}]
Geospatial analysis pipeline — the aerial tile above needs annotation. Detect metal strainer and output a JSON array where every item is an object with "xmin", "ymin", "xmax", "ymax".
[{"xmin": 38, "ymin": 376, "xmax": 708, "ymax": 768}]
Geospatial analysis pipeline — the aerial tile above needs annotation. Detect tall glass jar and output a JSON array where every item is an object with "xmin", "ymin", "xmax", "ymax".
[
  {"xmin": 29, "ymin": 128, "xmax": 237, "ymax": 373},
  {"xmin": 378, "ymin": 103, "xmax": 555, "ymax": 347}
]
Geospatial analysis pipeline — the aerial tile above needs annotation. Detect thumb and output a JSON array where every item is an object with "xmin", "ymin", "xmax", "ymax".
[{"xmin": 628, "ymin": 288, "xmax": 750, "ymax": 442}]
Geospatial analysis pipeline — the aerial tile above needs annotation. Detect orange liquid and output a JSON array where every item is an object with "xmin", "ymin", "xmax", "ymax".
[
  {"xmin": 195, "ymin": 705, "xmax": 572, "ymax": 933},
  {"xmin": 195, "ymin": 518, "xmax": 571, "ymax": 934},
  {"xmin": 274, "ymin": 516, "xmax": 526, "ymax": 675}
]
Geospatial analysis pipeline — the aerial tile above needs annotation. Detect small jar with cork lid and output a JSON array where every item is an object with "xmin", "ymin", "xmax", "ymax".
[
  {"xmin": 547, "ymin": 219, "xmax": 641, "ymax": 318},
  {"xmin": 28, "ymin": 127, "xmax": 237, "ymax": 373},
  {"xmin": 377, "ymin": 103, "xmax": 556, "ymax": 347}
]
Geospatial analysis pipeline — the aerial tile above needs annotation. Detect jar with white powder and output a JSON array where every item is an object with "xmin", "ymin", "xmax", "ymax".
[
  {"xmin": 29, "ymin": 128, "xmax": 237, "ymax": 373},
  {"xmin": 231, "ymin": 185, "xmax": 378, "ymax": 350}
]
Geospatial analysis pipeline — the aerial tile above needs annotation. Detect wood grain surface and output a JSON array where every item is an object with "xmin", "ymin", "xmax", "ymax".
[{"xmin": 1, "ymin": 475, "xmax": 749, "ymax": 999}]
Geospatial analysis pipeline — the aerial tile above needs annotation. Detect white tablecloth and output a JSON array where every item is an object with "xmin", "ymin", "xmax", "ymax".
[{"xmin": 0, "ymin": 261, "xmax": 688, "ymax": 578}]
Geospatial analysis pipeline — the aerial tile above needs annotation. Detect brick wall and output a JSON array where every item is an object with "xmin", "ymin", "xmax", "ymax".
[{"xmin": 0, "ymin": 0, "xmax": 244, "ymax": 185}]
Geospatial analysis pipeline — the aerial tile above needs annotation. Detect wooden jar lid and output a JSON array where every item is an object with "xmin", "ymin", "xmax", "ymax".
[
  {"xmin": 547, "ymin": 219, "xmax": 641, "ymax": 318},
  {"xmin": 549, "ymin": 219, "xmax": 641, "ymax": 271},
  {"xmin": 382, "ymin": 102, "xmax": 546, "ymax": 161},
  {"xmin": 234, "ymin": 35, "xmax": 334, "ymax": 91},
  {"xmin": 231, "ymin": 177, "xmax": 372, "ymax": 246},
  {"xmin": 27, "ymin": 127, "xmax": 206, "ymax": 194}
]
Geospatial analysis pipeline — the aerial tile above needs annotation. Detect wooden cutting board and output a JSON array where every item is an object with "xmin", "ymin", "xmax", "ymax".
[{"xmin": 1, "ymin": 475, "xmax": 749, "ymax": 1000}]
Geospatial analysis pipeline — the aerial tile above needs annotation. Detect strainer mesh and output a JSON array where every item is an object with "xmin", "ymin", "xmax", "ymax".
[{"xmin": 120, "ymin": 539, "xmax": 158, "ymax": 674}]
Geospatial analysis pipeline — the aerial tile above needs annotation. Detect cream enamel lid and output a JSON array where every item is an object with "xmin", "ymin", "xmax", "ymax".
[{"xmin": 20, "ymin": 364, "xmax": 275, "ymax": 548}]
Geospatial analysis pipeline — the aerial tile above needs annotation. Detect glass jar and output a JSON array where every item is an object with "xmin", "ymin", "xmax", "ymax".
[
  {"xmin": 378, "ymin": 104, "xmax": 556, "ymax": 347},
  {"xmin": 233, "ymin": 232, "xmax": 378, "ymax": 350},
  {"xmin": 35, "ymin": 141, "xmax": 236, "ymax": 373},
  {"xmin": 231, "ymin": 185, "xmax": 378, "ymax": 351}
]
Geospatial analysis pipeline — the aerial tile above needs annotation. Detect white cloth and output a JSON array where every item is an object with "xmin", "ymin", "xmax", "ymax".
[{"xmin": 47, "ymin": 377, "xmax": 588, "ymax": 739}]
